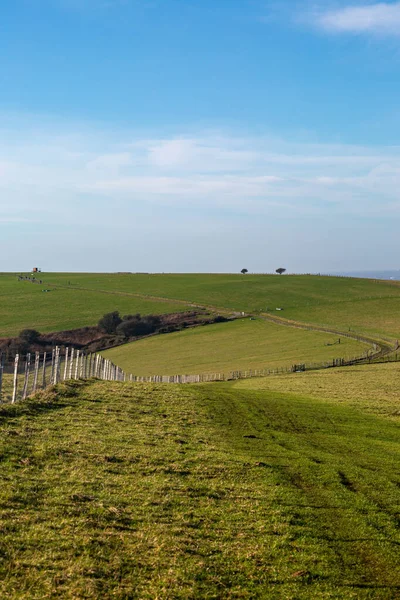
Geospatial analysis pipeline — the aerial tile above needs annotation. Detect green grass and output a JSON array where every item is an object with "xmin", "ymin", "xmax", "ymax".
[
  {"xmin": 3, "ymin": 272, "xmax": 400, "ymax": 341},
  {"xmin": 233, "ymin": 360, "xmax": 400, "ymax": 421},
  {"xmin": 0, "ymin": 376, "xmax": 399, "ymax": 598},
  {"xmin": 37, "ymin": 272, "xmax": 400, "ymax": 340},
  {"xmin": 102, "ymin": 318, "xmax": 369, "ymax": 376},
  {"xmin": 0, "ymin": 274, "xmax": 188, "ymax": 336}
]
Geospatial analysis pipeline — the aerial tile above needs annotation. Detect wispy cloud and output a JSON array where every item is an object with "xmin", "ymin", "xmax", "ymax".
[
  {"xmin": 2, "ymin": 114, "xmax": 400, "ymax": 271},
  {"xmin": 314, "ymin": 2, "xmax": 400, "ymax": 35},
  {"xmin": 1, "ymin": 115, "xmax": 400, "ymax": 223}
]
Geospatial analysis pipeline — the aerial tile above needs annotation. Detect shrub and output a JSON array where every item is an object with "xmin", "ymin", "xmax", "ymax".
[
  {"xmin": 19, "ymin": 329, "xmax": 41, "ymax": 344},
  {"xmin": 214, "ymin": 315, "xmax": 229, "ymax": 323},
  {"xmin": 98, "ymin": 311, "xmax": 122, "ymax": 334},
  {"xmin": 122, "ymin": 313, "xmax": 141, "ymax": 322},
  {"xmin": 9, "ymin": 339, "xmax": 29, "ymax": 355},
  {"xmin": 116, "ymin": 320, "xmax": 154, "ymax": 338}
]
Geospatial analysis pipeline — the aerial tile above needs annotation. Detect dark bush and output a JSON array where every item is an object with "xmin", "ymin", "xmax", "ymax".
[
  {"xmin": 19, "ymin": 329, "xmax": 41, "ymax": 344},
  {"xmin": 122, "ymin": 313, "xmax": 141, "ymax": 322},
  {"xmin": 98, "ymin": 311, "xmax": 122, "ymax": 334},
  {"xmin": 214, "ymin": 315, "xmax": 229, "ymax": 323},
  {"xmin": 144, "ymin": 315, "xmax": 161, "ymax": 327},
  {"xmin": 9, "ymin": 339, "xmax": 29, "ymax": 355},
  {"xmin": 115, "ymin": 314, "xmax": 162, "ymax": 338},
  {"xmin": 116, "ymin": 319, "xmax": 155, "ymax": 338}
]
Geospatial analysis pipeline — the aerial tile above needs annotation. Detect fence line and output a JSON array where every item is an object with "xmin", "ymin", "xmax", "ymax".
[
  {"xmin": 0, "ymin": 347, "xmax": 132, "ymax": 405},
  {"xmin": 1, "ymin": 345, "xmax": 399, "ymax": 405}
]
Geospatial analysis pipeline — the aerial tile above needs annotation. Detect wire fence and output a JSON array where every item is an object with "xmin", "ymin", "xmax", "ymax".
[
  {"xmin": 0, "ymin": 348, "xmax": 128, "ymax": 404},
  {"xmin": 2, "ymin": 341, "xmax": 399, "ymax": 406}
]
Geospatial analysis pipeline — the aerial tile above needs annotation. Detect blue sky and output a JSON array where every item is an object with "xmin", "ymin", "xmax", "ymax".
[{"xmin": 1, "ymin": 0, "xmax": 400, "ymax": 272}]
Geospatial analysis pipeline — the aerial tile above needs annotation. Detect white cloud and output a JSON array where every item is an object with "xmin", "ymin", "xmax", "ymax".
[
  {"xmin": 2, "ymin": 115, "xmax": 400, "ymax": 272},
  {"xmin": 1, "ymin": 117, "xmax": 400, "ymax": 224},
  {"xmin": 315, "ymin": 2, "xmax": 400, "ymax": 35},
  {"xmin": 146, "ymin": 138, "xmax": 258, "ymax": 172}
]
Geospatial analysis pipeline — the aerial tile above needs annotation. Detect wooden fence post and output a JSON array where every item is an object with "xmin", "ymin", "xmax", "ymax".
[
  {"xmin": 74, "ymin": 350, "xmax": 80, "ymax": 380},
  {"xmin": 79, "ymin": 352, "xmax": 84, "ymax": 379},
  {"xmin": 50, "ymin": 348, "xmax": 56, "ymax": 385},
  {"xmin": 69, "ymin": 348, "xmax": 75, "ymax": 380},
  {"xmin": 22, "ymin": 353, "xmax": 31, "ymax": 400},
  {"xmin": 42, "ymin": 352, "xmax": 47, "ymax": 388},
  {"xmin": 63, "ymin": 347, "xmax": 69, "ymax": 381},
  {"xmin": 12, "ymin": 354, "xmax": 19, "ymax": 404},
  {"xmin": 53, "ymin": 347, "xmax": 60, "ymax": 385},
  {"xmin": 87, "ymin": 354, "xmax": 92, "ymax": 378},
  {"xmin": 32, "ymin": 352, "xmax": 40, "ymax": 393}
]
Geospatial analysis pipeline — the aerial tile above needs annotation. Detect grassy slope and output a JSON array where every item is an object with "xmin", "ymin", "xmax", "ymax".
[
  {"xmin": 0, "ymin": 274, "xmax": 187, "ymax": 336},
  {"xmin": 43, "ymin": 273, "xmax": 400, "ymax": 340},
  {"xmin": 2, "ymin": 272, "xmax": 400, "ymax": 340},
  {"xmin": 233, "ymin": 361, "xmax": 400, "ymax": 421},
  {"xmin": 0, "ymin": 377, "xmax": 399, "ymax": 599},
  {"xmin": 102, "ymin": 318, "xmax": 368, "ymax": 376}
]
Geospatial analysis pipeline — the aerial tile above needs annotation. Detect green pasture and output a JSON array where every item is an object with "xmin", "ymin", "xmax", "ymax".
[
  {"xmin": 102, "ymin": 318, "xmax": 369, "ymax": 376},
  {"xmin": 0, "ymin": 376, "xmax": 398, "ymax": 598},
  {"xmin": 0, "ymin": 274, "xmax": 187, "ymax": 337},
  {"xmin": 233, "ymin": 361, "xmax": 400, "ymax": 422},
  {"xmin": 288, "ymin": 297, "xmax": 400, "ymax": 341},
  {"xmin": 42, "ymin": 272, "xmax": 400, "ymax": 340}
]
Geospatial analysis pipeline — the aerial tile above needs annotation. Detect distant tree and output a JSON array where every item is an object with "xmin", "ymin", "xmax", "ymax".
[
  {"xmin": 241, "ymin": 269, "xmax": 248, "ymax": 275},
  {"xmin": 98, "ymin": 311, "xmax": 122, "ymax": 334},
  {"xmin": 276, "ymin": 268, "xmax": 286, "ymax": 275},
  {"xmin": 19, "ymin": 329, "xmax": 40, "ymax": 344}
]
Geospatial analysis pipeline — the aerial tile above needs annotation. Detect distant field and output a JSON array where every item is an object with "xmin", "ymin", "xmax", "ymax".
[
  {"xmin": 2, "ymin": 271, "xmax": 400, "ymax": 348},
  {"xmin": 102, "ymin": 318, "xmax": 369, "ymax": 376},
  {"xmin": 0, "ymin": 274, "xmax": 188, "ymax": 337},
  {"xmin": 43, "ymin": 272, "xmax": 400, "ymax": 340},
  {"xmin": 0, "ymin": 376, "xmax": 398, "ymax": 598}
]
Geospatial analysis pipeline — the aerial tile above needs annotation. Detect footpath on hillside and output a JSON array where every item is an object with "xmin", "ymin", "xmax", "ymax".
[{"xmin": 0, "ymin": 378, "xmax": 399, "ymax": 599}]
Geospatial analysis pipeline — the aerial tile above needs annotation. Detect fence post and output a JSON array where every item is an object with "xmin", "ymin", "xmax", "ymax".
[
  {"xmin": 69, "ymin": 348, "xmax": 75, "ymax": 379},
  {"xmin": 50, "ymin": 348, "xmax": 56, "ymax": 385},
  {"xmin": 87, "ymin": 354, "xmax": 92, "ymax": 378},
  {"xmin": 22, "ymin": 353, "xmax": 31, "ymax": 400},
  {"xmin": 79, "ymin": 352, "xmax": 84, "ymax": 379},
  {"xmin": 53, "ymin": 347, "xmax": 60, "ymax": 385},
  {"xmin": 63, "ymin": 347, "xmax": 69, "ymax": 381},
  {"xmin": 12, "ymin": 354, "xmax": 19, "ymax": 404},
  {"xmin": 32, "ymin": 352, "xmax": 40, "ymax": 393},
  {"xmin": 74, "ymin": 350, "xmax": 80, "ymax": 379},
  {"xmin": 42, "ymin": 352, "xmax": 47, "ymax": 388}
]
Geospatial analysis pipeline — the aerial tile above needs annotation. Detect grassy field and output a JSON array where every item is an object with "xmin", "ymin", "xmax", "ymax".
[
  {"xmin": 0, "ymin": 375, "xmax": 399, "ymax": 598},
  {"xmin": 38, "ymin": 273, "xmax": 400, "ymax": 340},
  {"xmin": 0, "ymin": 274, "xmax": 188, "ymax": 337},
  {"xmin": 2, "ymin": 272, "xmax": 400, "ymax": 341},
  {"xmin": 102, "ymin": 318, "xmax": 369, "ymax": 376},
  {"xmin": 233, "ymin": 361, "xmax": 400, "ymax": 421}
]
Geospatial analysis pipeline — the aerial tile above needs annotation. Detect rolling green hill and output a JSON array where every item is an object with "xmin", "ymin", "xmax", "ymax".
[
  {"xmin": 2, "ymin": 272, "xmax": 399, "ymax": 374},
  {"xmin": 2, "ymin": 273, "xmax": 400, "ymax": 597},
  {"xmin": 0, "ymin": 274, "xmax": 187, "ymax": 337},
  {"xmin": 102, "ymin": 318, "xmax": 368, "ymax": 376},
  {"xmin": 41, "ymin": 272, "xmax": 400, "ymax": 340}
]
